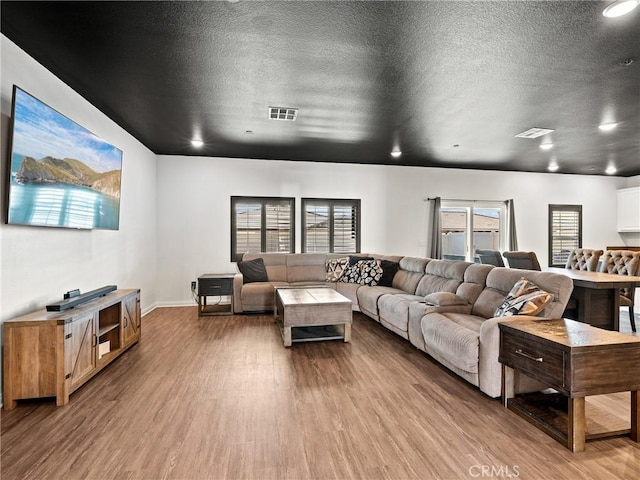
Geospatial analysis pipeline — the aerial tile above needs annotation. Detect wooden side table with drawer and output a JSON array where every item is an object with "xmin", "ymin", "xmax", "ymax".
[
  {"xmin": 499, "ymin": 318, "xmax": 640, "ymax": 452},
  {"xmin": 198, "ymin": 274, "xmax": 234, "ymax": 316}
]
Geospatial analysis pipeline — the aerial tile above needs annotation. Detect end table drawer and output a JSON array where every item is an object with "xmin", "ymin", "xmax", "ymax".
[
  {"xmin": 500, "ymin": 333, "xmax": 565, "ymax": 388},
  {"xmin": 198, "ymin": 277, "xmax": 233, "ymax": 296}
]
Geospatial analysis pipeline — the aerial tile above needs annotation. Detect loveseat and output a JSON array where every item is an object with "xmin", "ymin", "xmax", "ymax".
[{"xmin": 233, "ymin": 252, "xmax": 573, "ymax": 398}]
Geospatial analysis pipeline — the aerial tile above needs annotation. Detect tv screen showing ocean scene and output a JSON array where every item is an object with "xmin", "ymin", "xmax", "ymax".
[{"xmin": 6, "ymin": 86, "xmax": 123, "ymax": 230}]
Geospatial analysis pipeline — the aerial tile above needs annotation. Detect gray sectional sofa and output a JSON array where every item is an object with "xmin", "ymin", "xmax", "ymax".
[{"xmin": 233, "ymin": 252, "xmax": 574, "ymax": 398}]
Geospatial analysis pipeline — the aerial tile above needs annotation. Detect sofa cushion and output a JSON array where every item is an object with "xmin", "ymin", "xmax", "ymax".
[
  {"xmin": 378, "ymin": 293, "xmax": 423, "ymax": 332},
  {"xmin": 357, "ymin": 286, "xmax": 405, "ymax": 320},
  {"xmin": 392, "ymin": 256, "xmax": 430, "ymax": 293},
  {"xmin": 325, "ymin": 257, "xmax": 349, "ymax": 282},
  {"xmin": 416, "ymin": 260, "xmax": 469, "ymax": 296},
  {"xmin": 424, "ymin": 292, "xmax": 469, "ymax": 307},
  {"xmin": 495, "ymin": 278, "xmax": 553, "ymax": 317},
  {"xmin": 472, "ymin": 268, "xmax": 572, "ymax": 319},
  {"xmin": 286, "ymin": 253, "xmax": 327, "ymax": 283},
  {"xmin": 455, "ymin": 264, "xmax": 494, "ymax": 305},
  {"xmin": 240, "ymin": 281, "xmax": 289, "ymax": 310},
  {"xmin": 422, "ymin": 312, "xmax": 483, "ymax": 374},
  {"xmin": 237, "ymin": 258, "xmax": 268, "ymax": 283}
]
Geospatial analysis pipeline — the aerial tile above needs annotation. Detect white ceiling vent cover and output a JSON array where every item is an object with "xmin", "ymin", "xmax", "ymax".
[
  {"xmin": 515, "ymin": 127, "xmax": 555, "ymax": 138},
  {"xmin": 269, "ymin": 107, "xmax": 298, "ymax": 121}
]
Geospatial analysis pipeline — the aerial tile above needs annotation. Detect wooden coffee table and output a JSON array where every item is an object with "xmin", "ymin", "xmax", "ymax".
[
  {"xmin": 274, "ymin": 287, "xmax": 352, "ymax": 347},
  {"xmin": 499, "ymin": 318, "xmax": 640, "ymax": 452}
]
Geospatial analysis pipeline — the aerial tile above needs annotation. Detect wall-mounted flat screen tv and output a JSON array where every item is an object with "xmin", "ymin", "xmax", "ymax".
[{"xmin": 6, "ymin": 86, "xmax": 123, "ymax": 230}]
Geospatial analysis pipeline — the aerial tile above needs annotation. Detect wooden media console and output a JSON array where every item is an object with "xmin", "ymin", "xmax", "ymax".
[{"xmin": 3, "ymin": 288, "xmax": 141, "ymax": 410}]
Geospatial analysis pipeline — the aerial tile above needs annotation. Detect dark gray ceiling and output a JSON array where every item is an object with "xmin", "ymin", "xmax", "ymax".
[{"xmin": 2, "ymin": 1, "xmax": 639, "ymax": 176}]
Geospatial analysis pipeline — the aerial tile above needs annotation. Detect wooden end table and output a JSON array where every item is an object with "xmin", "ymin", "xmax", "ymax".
[
  {"xmin": 499, "ymin": 318, "xmax": 640, "ymax": 452},
  {"xmin": 197, "ymin": 274, "xmax": 234, "ymax": 316},
  {"xmin": 274, "ymin": 287, "xmax": 352, "ymax": 347}
]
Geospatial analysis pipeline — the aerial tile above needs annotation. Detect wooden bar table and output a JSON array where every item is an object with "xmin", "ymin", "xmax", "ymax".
[{"xmin": 546, "ymin": 267, "xmax": 640, "ymax": 331}]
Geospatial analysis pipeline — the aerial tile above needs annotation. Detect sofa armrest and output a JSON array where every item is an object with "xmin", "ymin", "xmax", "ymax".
[
  {"xmin": 233, "ymin": 273, "xmax": 244, "ymax": 313},
  {"xmin": 478, "ymin": 315, "xmax": 549, "ymax": 398},
  {"xmin": 424, "ymin": 292, "xmax": 470, "ymax": 307}
]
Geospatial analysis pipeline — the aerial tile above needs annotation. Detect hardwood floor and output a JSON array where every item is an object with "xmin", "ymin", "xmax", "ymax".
[{"xmin": 1, "ymin": 307, "xmax": 639, "ymax": 480}]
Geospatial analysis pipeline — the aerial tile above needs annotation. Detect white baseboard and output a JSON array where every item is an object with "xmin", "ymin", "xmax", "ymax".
[{"xmin": 152, "ymin": 301, "xmax": 198, "ymax": 308}]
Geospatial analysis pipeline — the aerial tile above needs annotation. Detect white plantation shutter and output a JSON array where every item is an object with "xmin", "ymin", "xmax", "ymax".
[
  {"xmin": 302, "ymin": 199, "xmax": 360, "ymax": 253},
  {"xmin": 333, "ymin": 203, "xmax": 358, "ymax": 253},
  {"xmin": 304, "ymin": 203, "xmax": 330, "ymax": 253},
  {"xmin": 549, "ymin": 205, "xmax": 582, "ymax": 267},
  {"xmin": 265, "ymin": 201, "xmax": 293, "ymax": 253},
  {"xmin": 231, "ymin": 197, "xmax": 294, "ymax": 261},
  {"xmin": 234, "ymin": 202, "xmax": 262, "ymax": 255}
]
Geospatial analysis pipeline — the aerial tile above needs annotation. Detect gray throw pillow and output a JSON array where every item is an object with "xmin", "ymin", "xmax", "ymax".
[{"xmin": 238, "ymin": 258, "xmax": 268, "ymax": 284}]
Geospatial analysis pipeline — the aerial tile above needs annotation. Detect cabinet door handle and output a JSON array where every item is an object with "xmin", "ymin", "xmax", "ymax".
[
  {"xmin": 124, "ymin": 316, "xmax": 128, "ymax": 328},
  {"xmin": 515, "ymin": 348, "xmax": 543, "ymax": 362},
  {"xmin": 92, "ymin": 334, "xmax": 97, "ymax": 348}
]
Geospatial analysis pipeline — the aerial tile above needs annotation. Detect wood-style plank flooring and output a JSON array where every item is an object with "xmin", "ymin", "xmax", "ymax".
[{"xmin": 1, "ymin": 308, "xmax": 639, "ymax": 480}]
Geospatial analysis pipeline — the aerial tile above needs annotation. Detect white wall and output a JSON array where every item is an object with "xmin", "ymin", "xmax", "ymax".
[
  {"xmin": 1, "ymin": 35, "xmax": 158, "ymax": 319},
  {"xmin": 156, "ymin": 155, "xmax": 629, "ymax": 305}
]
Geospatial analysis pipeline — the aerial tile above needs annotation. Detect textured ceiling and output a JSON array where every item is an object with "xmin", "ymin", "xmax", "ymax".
[{"xmin": 2, "ymin": 1, "xmax": 639, "ymax": 176}]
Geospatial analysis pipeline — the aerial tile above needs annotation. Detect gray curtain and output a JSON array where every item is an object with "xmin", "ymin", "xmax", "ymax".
[
  {"xmin": 429, "ymin": 197, "xmax": 442, "ymax": 259},
  {"xmin": 506, "ymin": 199, "xmax": 518, "ymax": 251}
]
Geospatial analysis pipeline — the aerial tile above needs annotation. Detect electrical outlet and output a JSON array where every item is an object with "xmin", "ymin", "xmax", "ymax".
[{"xmin": 191, "ymin": 281, "xmax": 196, "ymax": 291}]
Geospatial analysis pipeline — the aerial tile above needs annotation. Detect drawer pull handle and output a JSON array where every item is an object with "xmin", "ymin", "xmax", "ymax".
[{"xmin": 515, "ymin": 348, "xmax": 543, "ymax": 362}]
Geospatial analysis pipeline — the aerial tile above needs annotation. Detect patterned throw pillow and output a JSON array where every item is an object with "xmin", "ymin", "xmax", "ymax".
[
  {"xmin": 495, "ymin": 278, "xmax": 554, "ymax": 317},
  {"xmin": 340, "ymin": 259, "xmax": 383, "ymax": 286},
  {"xmin": 325, "ymin": 257, "xmax": 349, "ymax": 282}
]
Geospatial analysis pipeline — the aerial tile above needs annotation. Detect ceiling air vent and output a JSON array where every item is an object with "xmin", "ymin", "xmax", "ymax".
[
  {"xmin": 514, "ymin": 127, "xmax": 554, "ymax": 139},
  {"xmin": 269, "ymin": 107, "xmax": 298, "ymax": 121}
]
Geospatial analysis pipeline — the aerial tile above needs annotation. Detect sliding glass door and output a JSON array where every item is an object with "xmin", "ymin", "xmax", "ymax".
[{"xmin": 440, "ymin": 201, "xmax": 505, "ymax": 262}]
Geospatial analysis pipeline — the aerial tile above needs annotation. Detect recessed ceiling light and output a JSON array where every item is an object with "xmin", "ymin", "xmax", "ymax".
[
  {"xmin": 539, "ymin": 143, "xmax": 554, "ymax": 150},
  {"xmin": 548, "ymin": 163, "xmax": 559, "ymax": 172},
  {"xmin": 603, "ymin": 0, "xmax": 639, "ymax": 17},
  {"xmin": 605, "ymin": 165, "xmax": 617, "ymax": 175},
  {"xmin": 390, "ymin": 148, "xmax": 402, "ymax": 158},
  {"xmin": 598, "ymin": 122, "xmax": 618, "ymax": 131},
  {"xmin": 191, "ymin": 139, "xmax": 204, "ymax": 147}
]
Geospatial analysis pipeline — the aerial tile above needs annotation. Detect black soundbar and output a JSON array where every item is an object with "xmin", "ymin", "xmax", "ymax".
[{"xmin": 46, "ymin": 285, "xmax": 117, "ymax": 312}]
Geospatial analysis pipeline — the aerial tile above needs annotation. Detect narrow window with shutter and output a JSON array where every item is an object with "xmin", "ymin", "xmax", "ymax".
[
  {"xmin": 548, "ymin": 204, "xmax": 582, "ymax": 267},
  {"xmin": 231, "ymin": 197, "xmax": 295, "ymax": 262},
  {"xmin": 302, "ymin": 199, "xmax": 360, "ymax": 254}
]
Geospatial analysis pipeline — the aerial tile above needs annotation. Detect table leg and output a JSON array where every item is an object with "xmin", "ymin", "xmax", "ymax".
[
  {"xmin": 611, "ymin": 290, "xmax": 620, "ymax": 331},
  {"xmin": 568, "ymin": 397, "xmax": 586, "ymax": 452},
  {"xmin": 344, "ymin": 323, "xmax": 351, "ymax": 343},
  {"xmin": 283, "ymin": 327, "xmax": 292, "ymax": 347},
  {"xmin": 501, "ymin": 364, "xmax": 514, "ymax": 408},
  {"xmin": 632, "ymin": 390, "xmax": 638, "ymax": 442}
]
